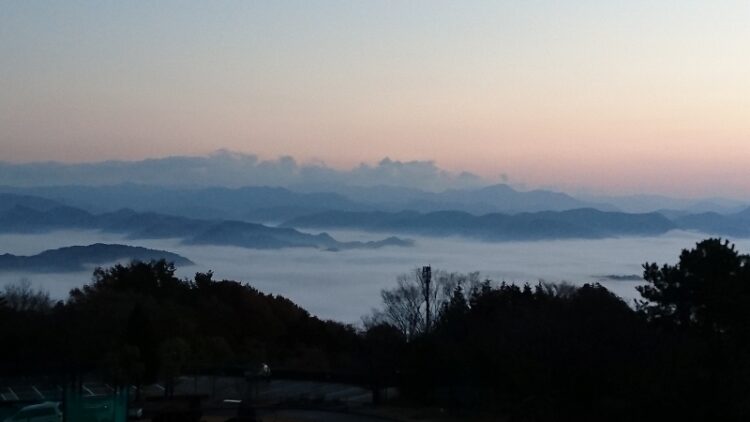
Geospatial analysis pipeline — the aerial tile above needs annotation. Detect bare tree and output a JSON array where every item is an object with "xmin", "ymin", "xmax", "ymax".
[
  {"xmin": 2, "ymin": 278, "xmax": 53, "ymax": 312},
  {"xmin": 368, "ymin": 268, "xmax": 480, "ymax": 340},
  {"xmin": 536, "ymin": 281, "xmax": 577, "ymax": 299},
  {"xmin": 374, "ymin": 273, "xmax": 423, "ymax": 340}
]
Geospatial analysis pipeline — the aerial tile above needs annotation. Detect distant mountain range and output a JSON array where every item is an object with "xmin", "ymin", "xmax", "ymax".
[
  {"xmin": 0, "ymin": 184, "xmax": 371, "ymax": 222},
  {"xmin": 671, "ymin": 208, "xmax": 750, "ymax": 237},
  {"xmin": 0, "ymin": 183, "xmax": 608, "ymax": 222},
  {"xmin": 1, "ymin": 190, "xmax": 749, "ymax": 243},
  {"xmin": 0, "ymin": 243, "xmax": 192, "ymax": 272},
  {"xmin": 306, "ymin": 184, "xmax": 614, "ymax": 215},
  {"xmin": 577, "ymin": 193, "xmax": 749, "ymax": 215},
  {"xmin": 284, "ymin": 206, "xmax": 750, "ymax": 240},
  {"xmin": 2, "ymin": 182, "xmax": 745, "ymax": 226},
  {"xmin": 0, "ymin": 193, "xmax": 62, "ymax": 212},
  {"xmin": 0, "ymin": 195, "xmax": 412, "ymax": 251},
  {"xmin": 282, "ymin": 209, "xmax": 677, "ymax": 241}
]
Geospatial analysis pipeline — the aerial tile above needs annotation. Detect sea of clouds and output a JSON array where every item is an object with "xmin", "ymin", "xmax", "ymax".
[{"xmin": 2, "ymin": 229, "xmax": 747, "ymax": 323}]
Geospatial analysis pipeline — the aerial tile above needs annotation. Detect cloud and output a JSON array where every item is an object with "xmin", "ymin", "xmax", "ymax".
[
  {"xmin": 0, "ymin": 228, "xmax": 724, "ymax": 322},
  {"xmin": 0, "ymin": 150, "xmax": 491, "ymax": 191}
]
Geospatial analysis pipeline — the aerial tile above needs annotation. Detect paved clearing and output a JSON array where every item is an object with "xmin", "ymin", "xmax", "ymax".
[{"xmin": 263, "ymin": 409, "xmax": 395, "ymax": 422}]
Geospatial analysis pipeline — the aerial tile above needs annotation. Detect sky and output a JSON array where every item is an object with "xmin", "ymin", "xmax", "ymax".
[{"xmin": 1, "ymin": 1, "xmax": 749, "ymax": 197}]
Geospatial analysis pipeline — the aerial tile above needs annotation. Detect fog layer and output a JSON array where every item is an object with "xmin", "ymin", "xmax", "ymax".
[{"xmin": 1, "ymin": 229, "xmax": 745, "ymax": 323}]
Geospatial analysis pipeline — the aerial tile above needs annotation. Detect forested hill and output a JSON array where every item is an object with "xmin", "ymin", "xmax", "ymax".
[
  {"xmin": 0, "ymin": 244, "xmax": 193, "ymax": 272},
  {"xmin": 0, "ymin": 260, "xmax": 362, "ymax": 380}
]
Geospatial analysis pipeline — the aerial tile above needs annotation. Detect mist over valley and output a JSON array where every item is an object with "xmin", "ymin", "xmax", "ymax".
[
  {"xmin": 2, "ymin": 183, "xmax": 750, "ymax": 322},
  {"xmin": 1, "ymin": 228, "xmax": 744, "ymax": 323}
]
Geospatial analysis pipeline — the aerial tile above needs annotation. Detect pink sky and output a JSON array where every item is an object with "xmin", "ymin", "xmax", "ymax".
[{"xmin": 1, "ymin": 1, "xmax": 748, "ymax": 197}]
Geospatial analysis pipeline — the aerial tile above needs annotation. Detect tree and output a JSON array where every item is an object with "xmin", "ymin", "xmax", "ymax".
[
  {"xmin": 2, "ymin": 279, "xmax": 53, "ymax": 312},
  {"xmin": 438, "ymin": 284, "xmax": 469, "ymax": 335},
  {"xmin": 638, "ymin": 238, "xmax": 750, "ymax": 336},
  {"xmin": 126, "ymin": 304, "xmax": 159, "ymax": 393},
  {"xmin": 109, "ymin": 304, "xmax": 161, "ymax": 401},
  {"xmin": 364, "ymin": 323, "xmax": 405, "ymax": 404},
  {"xmin": 159, "ymin": 337, "xmax": 191, "ymax": 398},
  {"xmin": 193, "ymin": 336, "xmax": 234, "ymax": 397},
  {"xmin": 371, "ymin": 274, "xmax": 423, "ymax": 340},
  {"xmin": 368, "ymin": 268, "xmax": 479, "ymax": 340},
  {"xmin": 70, "ymin": 259, "xmax": 186, "ymax": 302},
  {"xmin": 100, "ymin": 345, "xmax": 145, "ymax": 387}
]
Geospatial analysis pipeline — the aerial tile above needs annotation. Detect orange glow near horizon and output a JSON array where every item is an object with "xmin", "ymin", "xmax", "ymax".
[{"xmin": 1, "ymin": 1, "xmax": 748, "ymax": 197}]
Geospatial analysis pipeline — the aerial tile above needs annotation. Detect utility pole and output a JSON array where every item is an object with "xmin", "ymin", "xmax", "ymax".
[{"xmin": 422, "ymin": 266, "xmax": 432, "ymax": 333}]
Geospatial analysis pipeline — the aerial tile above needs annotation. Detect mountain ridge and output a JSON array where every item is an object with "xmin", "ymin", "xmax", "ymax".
[
  {"xmin": 0, "ymin": 203, "xmax": 412, "ymax": 251},
  {"xmin": 0, "ymin": 243, "xmax": 193, "ymax": 272},
  {"xmin": 282, "ymin": 208, "xmax": 677, "ymax": 241}
]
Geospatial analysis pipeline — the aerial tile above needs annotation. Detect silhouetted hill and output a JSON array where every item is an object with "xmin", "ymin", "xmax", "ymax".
[
  {"xmin": 0, "ymin": 259, "xmax": 364, "ymax": 381},
  {"xmin": 0, "ymin": 205, "xmax": 96, "ymax": 233},
  {"xmin": 97, "ymin": 209, "xmax": 213, "ymax": 239},
  {"xmin": 312, "ymin": 183, "xmax": 611, "ymax": 214},
  {"xmin": 0, "ymin": 243, "xmax": 192, "ymax": 272},
  {"xmin": 578, "ymin": 193, "xmax": 748, "ymax": 214},
  {"xmin": 282, "ymin": 208, "xmax": 676, "ymax": 241},
  {"xmin": 0, "ymin": 205, "xmax": 411, "ymax": 250},
  {"xmin": 6, "ymin": 189, "xmax": 750, "ymax": 240},
  {"xmin": 673, "ymin": 207, "xmax": 750, "ymax": 236},
  {"xmin": 186, "ymin": 220, "xmax": 340, "ymax": 249},
  {"xmin": 0, "ymin": 193, "xmax": 64, "ymax": 212},
  {"xmin": 0, "ymin": 183, "xmax": 609, "ymax": 221},
  {"xmin": 0, "ymin": 184, "xmax": 372, "ymax": 222},
  {"xmin": 324, "ymin": 236, "xmax": 414, "ymax": 251}
]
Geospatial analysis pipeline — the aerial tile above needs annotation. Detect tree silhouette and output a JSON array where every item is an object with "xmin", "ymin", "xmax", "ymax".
[
  {"xmin": 2, "ymin": 279, "xmax": 53, "ymax": 312},
  {"xmin": 100, "ymin": 345, "xmax": 145, "ymax": 388},
  {"xmin": 159, "ymin": 337, "xmax": 191, "ymax": 398},
  {"xmin": 126, "ymin": 304, "xmax": 159, "ymax": 389},
  {"xmin": 364, "ymin": 323, "xmax": 405, "ymax": 404},
  {"xmin": 5, "ymin": 245, "xmax": 750, "ymax": 419},
  {"xmin": 369, "ymin": 268, "xmax": 478, "ymax": 340},
  {"xmin": 638, "ymin": 238, "xmax": 750, "ymax": 337}
]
